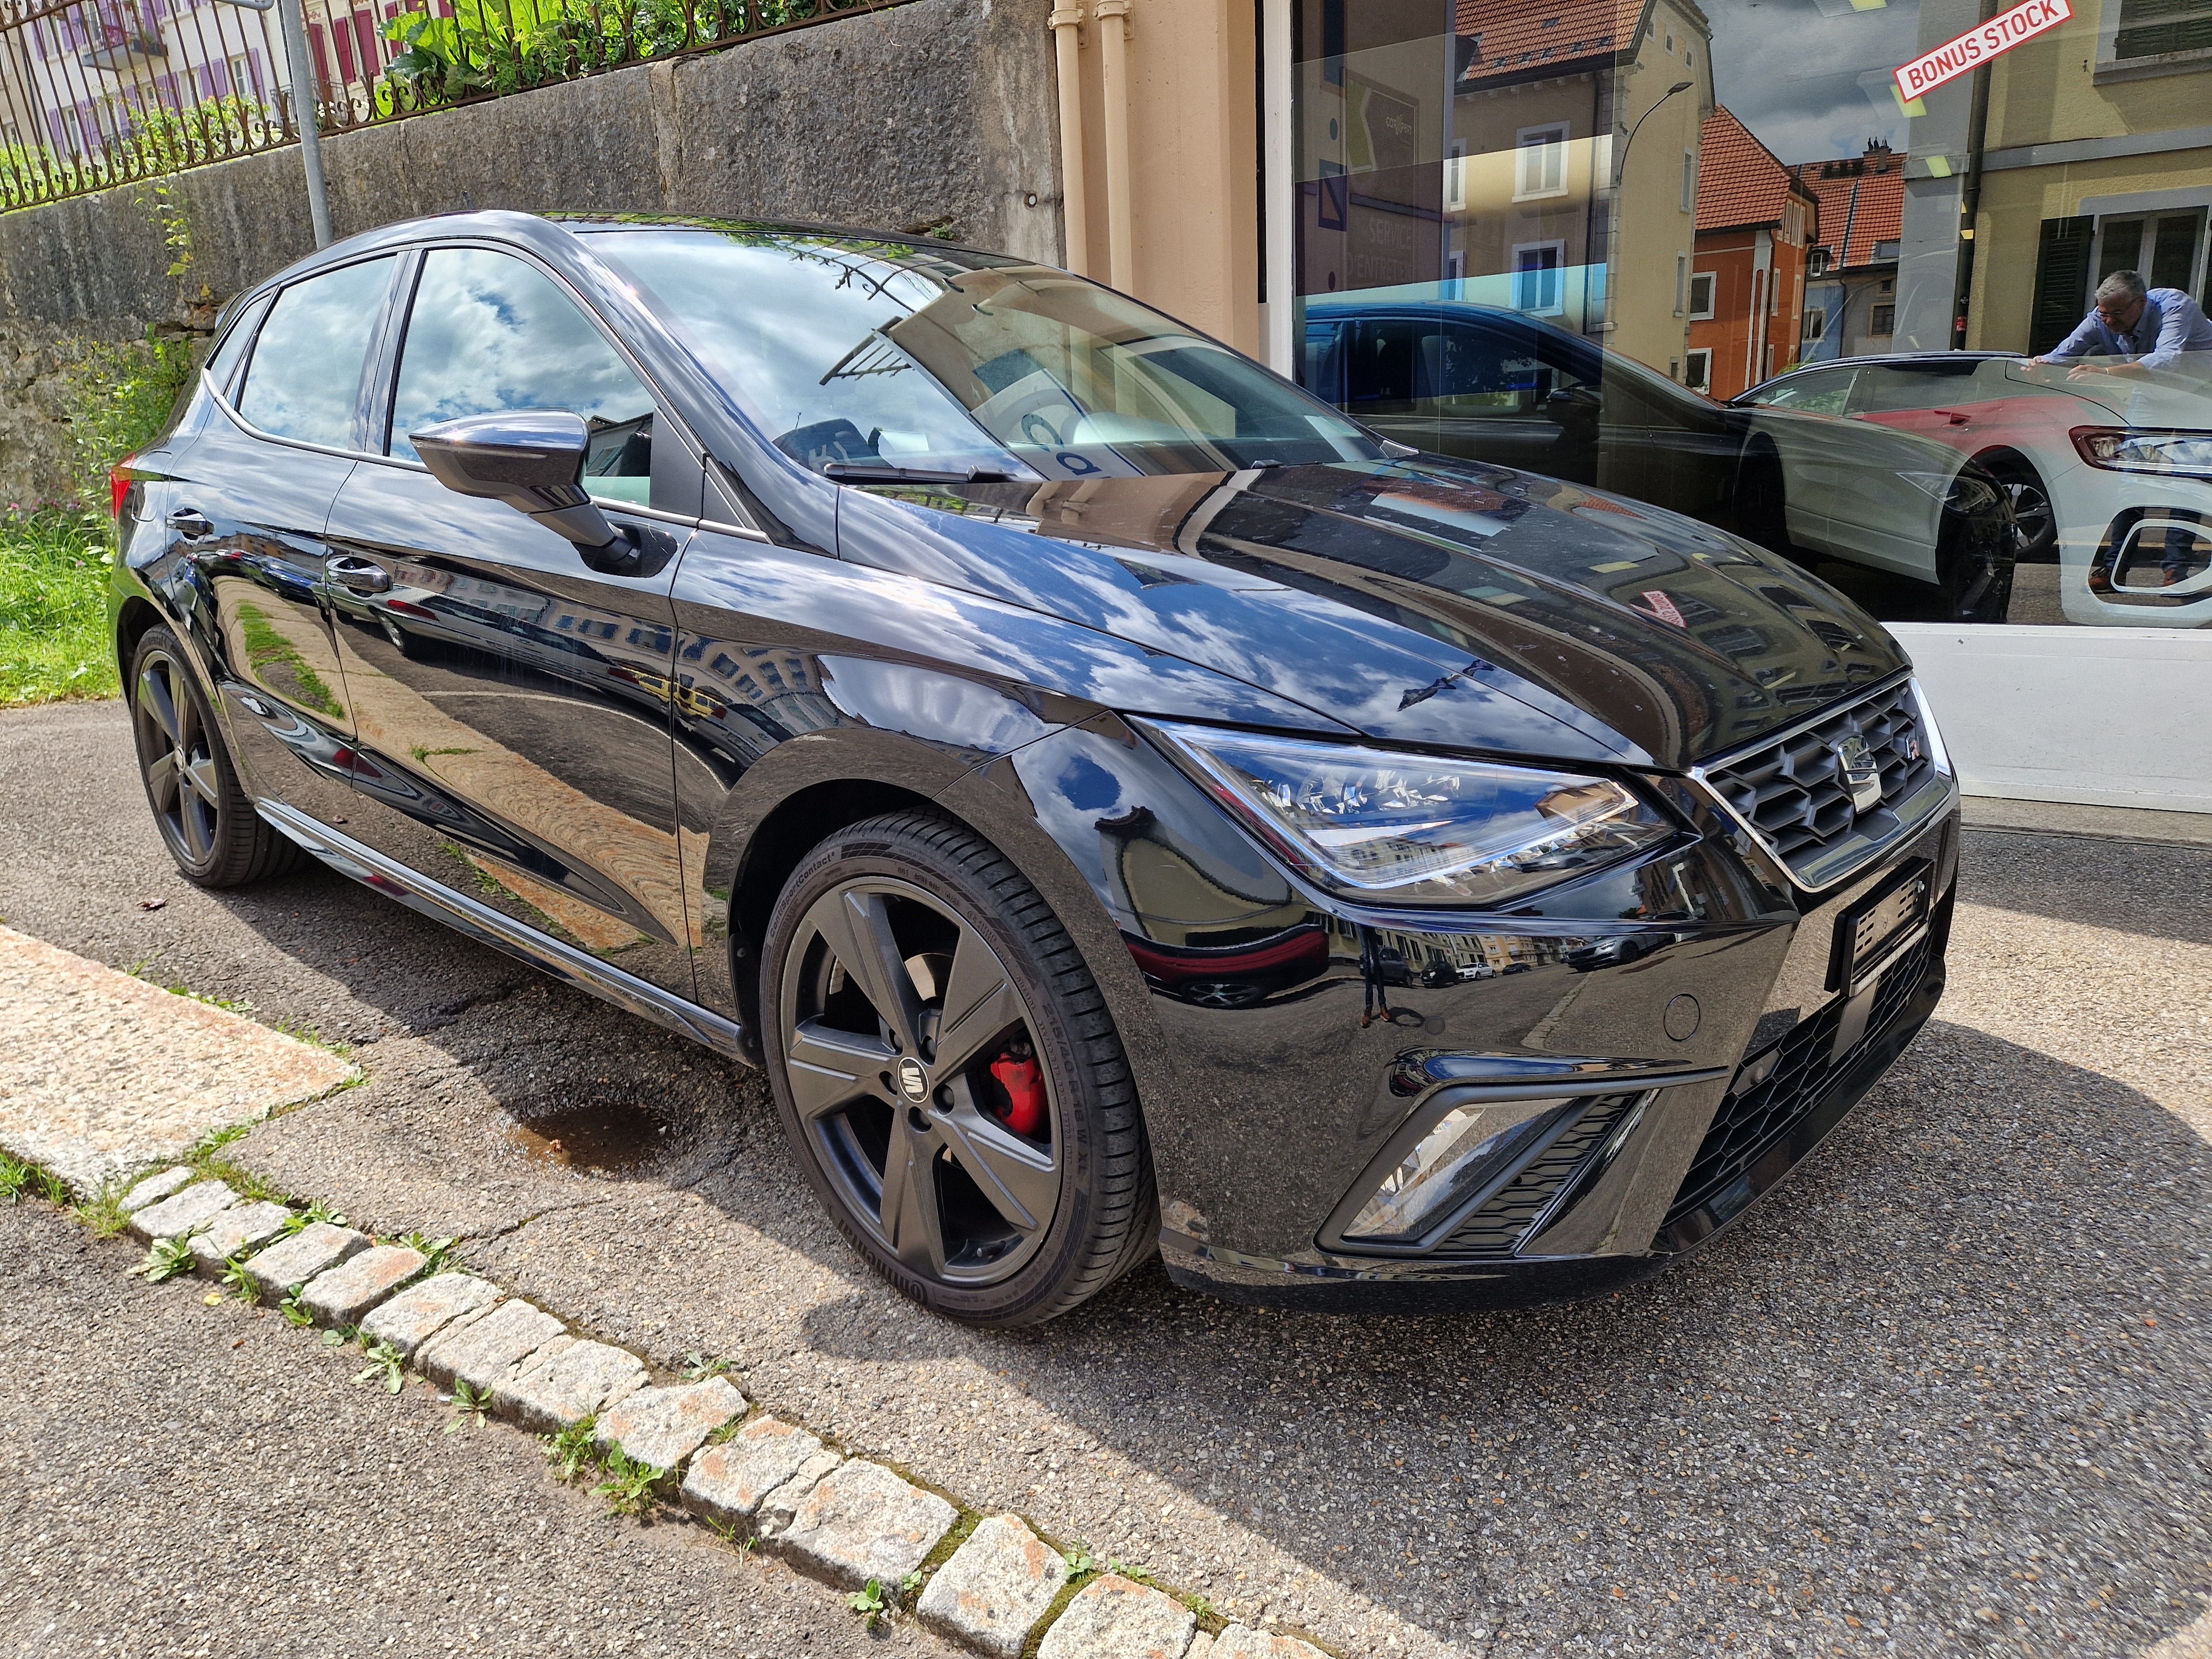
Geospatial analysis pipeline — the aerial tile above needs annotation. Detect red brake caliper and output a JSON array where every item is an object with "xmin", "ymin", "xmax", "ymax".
[{"xmin": 988, "ymin": 1039, "xmax": 1046, "ymax": 1136}]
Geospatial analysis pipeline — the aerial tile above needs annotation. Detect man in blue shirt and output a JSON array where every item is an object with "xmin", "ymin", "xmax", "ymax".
[
  {"xmin": 2033, "ymin": 269, "xmax": 2212, "ymax": 380},
  {"xmin": 2035, "ymin": 269, "xmax": 2212, "ymax": 589}
]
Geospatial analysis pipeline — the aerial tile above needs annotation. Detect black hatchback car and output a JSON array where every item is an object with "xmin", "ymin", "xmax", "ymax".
[{"xmin": 111, "ymin": 212, "xmax": 1959, "ymax": 1326}]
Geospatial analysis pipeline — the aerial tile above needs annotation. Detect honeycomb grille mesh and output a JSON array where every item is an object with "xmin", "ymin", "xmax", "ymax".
[
  {"xmin": 1666, "ymin": 937, "xmax": 1931, "ymax": 1226},
  {"xmin": 1704, "ymin": 682, "xmax": 1936, "ymax": 876}
]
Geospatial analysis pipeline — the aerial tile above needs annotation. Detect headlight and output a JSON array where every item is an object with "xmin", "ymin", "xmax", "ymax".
[
  {"xmin": 1140, "ymin": 721, "xmax": 1674, "ymax": 906},
  {"xmin": 2070, "ymin": 427, "xmax": 2212, "ymax": 479}
]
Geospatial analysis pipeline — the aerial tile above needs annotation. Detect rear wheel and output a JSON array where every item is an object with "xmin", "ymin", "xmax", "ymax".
[
  {"xmin": 761, "ymin": 811, "xmax": 1156, "ymax": 1327},
  {"xmin": 128, "ymin": 627, "xmax": 303, "ymax": 886}
]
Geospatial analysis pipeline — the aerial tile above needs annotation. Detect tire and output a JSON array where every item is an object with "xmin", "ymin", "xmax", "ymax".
[
  {"xmin": 128, "ymin": 626, "xmax": 304, "ymax": 887},
  {"xmin": 1983, "ymin": 453, "xmax": 2058, "ymax": 564},
  {"xmin": 1735, "ymin": 446, "xmax": 1791, "ymax": 556},
  {"xmin": 1931, "ymin": 486, "xmax": 2017, "ymax": 623},
  {"xmin": 761, "ymin": 811, "xmax": 1156, "ymax": 1327}
]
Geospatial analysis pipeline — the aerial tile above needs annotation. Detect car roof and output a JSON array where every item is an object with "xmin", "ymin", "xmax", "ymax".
[{"xmin": 1739, "ymin": 350, "xmax": 2028, "ymax": 400}]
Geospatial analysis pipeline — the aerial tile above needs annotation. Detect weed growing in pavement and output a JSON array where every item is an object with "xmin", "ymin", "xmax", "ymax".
[
  {"xmin": 703, "ymin": 1415, "xmax": 747, "ymax": 1448},
  {"xmin": 682, "ymin": 1350, "xmax": 730, "ymax": 1382},
  {"xmin": 32, "ymin": 1168, "xmax": 66, "ymax": 1204},
  {"xmin": 1107, "ymin": 1559, "xmax": 1157, "ymax": 1584},
  {"xmin": 279, "ymin": 1287, "xmax": 315, "ymax": 1327},
  {"xmin": 1063, "ymin": 1547, "xmax": 1096, "ymax": 1575},
  {"xmin": 444, "ymin": 1379, "xmax": 493, "ymax": 1434},
  {"xmin": 899, "ymin": 1569, "xmax": 926, "ymax": 1598},
  {"xmin": 0, "ymin": 1153, "xmax": 31, "ymax": 1204},
  {"xmin": 129, "ymin": 1233, "xmax": 200, "ymax": 1282},
  {"xmin": 591, "ymin": 1447, "xmax": 664, "ymax": 1518},
  {"xmin": 65, "ymin": 1182, "xmax": 129, "ymax": 1239},
  {"xmin": 162, "ymin": 981, "xmax": 253, "ymax": 1015},
  {"xmin": 847, "ymin": 1579, "xmax": 888, "ymax": 1629},
  {"xmin": 398, "ymin": 1230, "xmax": 461, "ymax": 1275},
  {"xmin": 280, "ymin": 1198, "xmax": 349, "ymax": 1236},
  {"xmin": 322, "ymin": 1322, "xmax": 362, "ymax": 1349},
  {"xmin": 545, "ymin": 1417, "xmax": 601, "ymax": 1483},
  {"xmin": 353, "ymin": 1339, "xmax": 405, "ymax": 1394},
  {"xmin": 220, "ymin": 1253, "xmax": 261, "ymax": 1304},
  {"xmin": 1179, "ymin": 1591, "xmax": 1219, "ymax": 1623}
]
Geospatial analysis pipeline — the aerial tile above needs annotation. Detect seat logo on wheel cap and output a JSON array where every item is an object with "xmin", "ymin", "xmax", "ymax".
[{"xmin": 896, "ymin": 1056, "xmax": 930, "ymax": 1103}]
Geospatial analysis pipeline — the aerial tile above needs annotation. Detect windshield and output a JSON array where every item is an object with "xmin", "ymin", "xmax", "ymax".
[{"xmin": 586, "ymin": 227, "xmax": 1385, "ymax": 479}]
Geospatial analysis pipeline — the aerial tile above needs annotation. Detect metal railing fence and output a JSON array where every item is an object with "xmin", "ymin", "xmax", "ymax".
[{"xmin": 0, "ymin": 0, "xmax": 907, "ymax": 211}]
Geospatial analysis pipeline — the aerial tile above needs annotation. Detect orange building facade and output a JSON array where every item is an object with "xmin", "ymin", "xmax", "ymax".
[{"xmin": 1686, "ymin": 106, "xmax": 1817, "ymax": 399}]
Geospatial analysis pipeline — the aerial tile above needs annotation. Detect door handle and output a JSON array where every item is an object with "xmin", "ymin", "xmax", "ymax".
[
  {"xmin": 166, "ymin": 508, "xmax": 215, "ymax": 539},
  {"xmin": 326, "ymin": 556, "xmax": 392, "ymax": 594}
]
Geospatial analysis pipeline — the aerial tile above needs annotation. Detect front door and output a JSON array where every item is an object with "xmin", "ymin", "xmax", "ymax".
[
  {"xmin": 323, "ymin": 244, "xmax": 698, "ymax": 999},
  {"xmin": 180, "ymin": 254, "xmax": 401, "ymax": 829}
]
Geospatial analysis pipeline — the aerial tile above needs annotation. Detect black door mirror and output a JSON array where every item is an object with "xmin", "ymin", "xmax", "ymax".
[{"xmin": 411, "ymin": 410, "xmax": 638, "ymax": 568}]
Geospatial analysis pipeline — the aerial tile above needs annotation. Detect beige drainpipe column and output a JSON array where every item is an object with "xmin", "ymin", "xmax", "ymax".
[
  {"xmin": 1048, "ymin": 4, "xmax": 1090, "ymax": 275},
  {"xmin": 1094, "ymin": 0, "xmax": 1135, "ymax": 293}
]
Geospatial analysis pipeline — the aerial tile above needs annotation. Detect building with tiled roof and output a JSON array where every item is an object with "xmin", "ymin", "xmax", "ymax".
[
  {"xmin": 1792, "ymin": 142, "xmax": 1906, "ymax": 361},
  {"xmin": 1687, "ymin": 106, "xmax": 1818, "ymax": 398}
]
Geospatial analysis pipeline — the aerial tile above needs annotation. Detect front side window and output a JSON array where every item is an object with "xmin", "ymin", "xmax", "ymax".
[
  {"xmin": 237, "ymin": 257, "xmax": 397, "ymax": 449},
  {"xmin": 389, "ymin": 247, "xmax": 658, "ymax": 505},
  {"xmin": 592, "ymin": 229, "xmax": 1381, "ymax": 480}
]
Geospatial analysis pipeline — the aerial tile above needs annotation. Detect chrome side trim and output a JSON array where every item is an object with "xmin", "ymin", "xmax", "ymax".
[
  {"xmin": 1686, "ymin": 673, "xmax": 1959, "ymax": 895},
  {"xmin": 256, "ymin": 800, "xmax": 752, "ymax": 1066}
]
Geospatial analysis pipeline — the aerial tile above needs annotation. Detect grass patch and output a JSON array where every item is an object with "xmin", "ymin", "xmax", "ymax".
[
  {"xmin": 0, "ymin": 508, "xmax": 117, "ymax": 707},
  {"xmin": 234, "ymin": 602, "xmax": 343, "ymax": 719}
]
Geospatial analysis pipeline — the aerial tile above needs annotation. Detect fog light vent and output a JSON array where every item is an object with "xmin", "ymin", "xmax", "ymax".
[{"xmin": 1338, "ymin": 1097, "xmax": 1578, "ymax": 1248}]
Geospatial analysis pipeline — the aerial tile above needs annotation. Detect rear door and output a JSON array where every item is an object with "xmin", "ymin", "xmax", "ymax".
[
  {"xmin": 322, "ymin": 243, "xmax": 701, "ymax": 999},
  {"xmin": 172, "ymin": 254, "xmax": 401, "ymax": 828}
]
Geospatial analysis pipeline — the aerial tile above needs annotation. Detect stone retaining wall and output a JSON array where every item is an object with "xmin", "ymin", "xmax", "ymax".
[{"xmin": 0, "ymin": 0, "xmax": 1061, "ymax": 504}]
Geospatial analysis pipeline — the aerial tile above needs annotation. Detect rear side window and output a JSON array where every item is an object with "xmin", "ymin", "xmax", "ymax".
[
  {"xmin": 387, "ymin": 247, "xmax": 657, "ymax": 505},
  {"xmin": 237, "ymin": 257, "xmax": 397, "ymax": 448},
  {"xmin": 204, "ymin": 293, "xmax": 271, "ymax": 403}
]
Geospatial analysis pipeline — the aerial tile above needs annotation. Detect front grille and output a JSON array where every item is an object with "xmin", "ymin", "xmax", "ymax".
[
  {"xmin": 1435, "ymin": 1092, "xmax": 1644, "ymax": 1257},
  {"xmin": 1666, "ymin": 936, "xmax": 1931, "ymax": 1225},
  {"xmin": 1702, "ymin": 680, "xmax": 1938, "ymax": 881}
]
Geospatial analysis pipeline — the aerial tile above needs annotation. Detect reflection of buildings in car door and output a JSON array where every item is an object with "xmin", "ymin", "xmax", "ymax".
[
  {"xmin": 1441, "ymin": 0, "xmax": 1713, "ymax": 377},
  {"xmin": 1921, "ymin": 0, "xmax": 2212, "ymax": 356},
  {"xmin": 1794, "ymin": 141, "xmax": 1905, "ymax": 364},
  {"xmin": 1686, "ymin": 105, "xmax": 1816, "ymax": 399}
]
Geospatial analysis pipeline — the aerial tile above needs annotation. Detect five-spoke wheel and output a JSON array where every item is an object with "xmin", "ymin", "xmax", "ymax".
[
  {"xmin": 763, "ymin": 812, "xmax": 1155, "ymax": 1326},
  {"xmin": 128, "ymin": 626, "xmax": 301, "ymax": 886}
]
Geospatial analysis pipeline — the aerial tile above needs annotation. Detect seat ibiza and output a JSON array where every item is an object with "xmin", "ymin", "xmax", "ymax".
[{"xmin": 110, "ymin": 212, "xmax": 1959, "ymax": 1326}]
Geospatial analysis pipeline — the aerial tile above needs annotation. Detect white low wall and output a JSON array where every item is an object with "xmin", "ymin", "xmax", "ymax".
[{"xmin": 1890, "ymin": 623, "xmax": 2212, "ymax": 815}]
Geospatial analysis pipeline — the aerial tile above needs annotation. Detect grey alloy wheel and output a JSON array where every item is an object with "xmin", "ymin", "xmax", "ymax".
[
  {"xmin": 134, "ymin": 644, "xmax": 223, "ymax": 868},
  {"xmin": 761, "ymin": 811, "xmax": 1156, "ymax": 1327},
  {"xmin": 779, "ymin": 874, "xmax": 1061, "ymax": 1287}
]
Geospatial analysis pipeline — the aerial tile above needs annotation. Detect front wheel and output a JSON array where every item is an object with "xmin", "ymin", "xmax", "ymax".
[{"xmin": 761, "ymin": 812, "xmax": 1156, "ymax": 1327}]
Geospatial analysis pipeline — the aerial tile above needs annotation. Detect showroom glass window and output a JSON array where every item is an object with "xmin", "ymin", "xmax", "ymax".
[
  {"xmin": 388, "ymin": 247, "xmax": 658, "ymax": 504},
  {"xmin": 1287, "ymin": 0, "xmax": 2212, "ymax": 629}
]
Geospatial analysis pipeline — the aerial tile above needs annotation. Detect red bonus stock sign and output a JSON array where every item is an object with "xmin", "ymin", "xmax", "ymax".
[{"xmin": 1893, "ymin": 0, "xmax": 2072, "ymax": 103}]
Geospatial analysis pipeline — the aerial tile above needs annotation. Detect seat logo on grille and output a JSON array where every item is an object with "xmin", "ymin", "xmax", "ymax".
[{"xmin": 1835, "ymin": 733, "xmax": 1882, "ymax": 811}]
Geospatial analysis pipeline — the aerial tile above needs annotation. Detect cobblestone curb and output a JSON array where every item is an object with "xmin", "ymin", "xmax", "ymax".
[{"xmin": 75, "ymin": 1161, "xmax": 1339, "ymax": 1658}]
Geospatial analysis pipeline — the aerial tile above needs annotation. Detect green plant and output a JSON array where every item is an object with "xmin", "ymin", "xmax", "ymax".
[
  {"xmin": 445, "ymin": 1378, "xmax": 494, "ymax": 1434},
  {"xmin": 66, "ymin": 1182, "xmax": 130, "ymax": 1239},
  {"xmin": 32, "ymin": 1169, "xmax": 66, "ymax": 1204},
  {"xmin": 899, "ymin": 1569, "xmax": 926, "ymax": 1597},
  {"xmin": 1179, "ymin": 1592, "xmax": 1218, "ymax": 1621},
  {"xmin": 220, "ymin": 1253, "xmax": 262, "ymax": 1304},
  {"xmin": 1107, "ymin": 1559, "xmax": 1157, "ymax": 1585},
  {"xmin": 682, "ymin": 1351, "xmax": 729, "ymax": 1383},
  {"xmin": 1063, "ymin": 1548, "xmax": 1096, "ymax": 1575},
  {"xmin": 59, "ymin": 328, "xmax": 197, "ymax": 508},
  {"xmin": 0, "ymin": 1154, "xmax": 31, "ymax": 1205},
  {"xmin": 322, "ymin": 1322, "xmax": 362, "ymax": 1348},
  {"xmin": 353, "ymin": 1339, "xmax": 405, "ymax": 1394},
  {"xmin": 0, "ymin": 509, "xmax": 118, "ymax": 706},
  {"xmin": 281, "ymin": 1198, "xmax": 350, "ymax": 1236},
  {"xmin": 130, "ymin": 1233, "xmax": 200, "ymax": 1282},
  {"xmin": 848, "ymin": 1578, "xmax": 887, "ymax": 1628},
  {"xmin": 279, "ymin": 1287, "xmax": 315, "ymax": 1327},
  {"xmin": 399, "ymin": 1231, "xmax": 461, "ymax": 1275},
  {"xmin": 591, "ymin": 1447, "xmax": 664, "ymax": 1517},
  {"xmin": 546, "ymin": 1417, "xmax": 601, "ymax": 1482}
]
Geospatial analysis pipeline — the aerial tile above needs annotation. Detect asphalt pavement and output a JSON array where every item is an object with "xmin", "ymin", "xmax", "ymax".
[{"xmin": 2, "ymin": 697, "xmax": 2206, "ymax": 1658}]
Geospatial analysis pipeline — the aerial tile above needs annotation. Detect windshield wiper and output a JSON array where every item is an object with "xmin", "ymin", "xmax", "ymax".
[{"xmin": 821, "ymin": 462, "xmax": 1031, "ymax": 485}]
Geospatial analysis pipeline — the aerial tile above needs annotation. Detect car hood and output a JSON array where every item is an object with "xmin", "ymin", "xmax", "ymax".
[{"xmin": 834, "ymin": 458, "xmax": 1907, "ymax": 770}]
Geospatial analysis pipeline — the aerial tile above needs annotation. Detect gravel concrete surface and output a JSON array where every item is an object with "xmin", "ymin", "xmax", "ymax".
[
  {"xmin": 0, "ymin": 1197, "xmax": 954, "ymax": 1659},
  {"xmin": 3, "ymin": 698, "xmax": 2207, "ymax": 1658}
]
